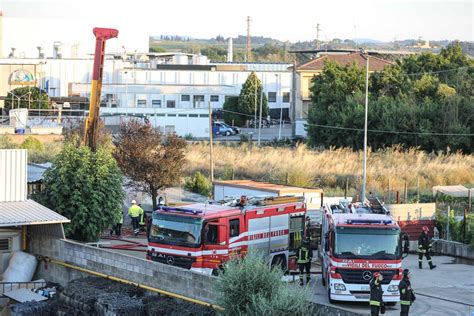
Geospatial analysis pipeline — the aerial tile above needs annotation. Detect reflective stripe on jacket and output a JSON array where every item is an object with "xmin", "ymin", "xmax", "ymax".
[
  {"xmin": 297, "ymin": 246, "xmax": 311, "ymax": 264},
  {"xmin": 369, "ymin": 278, "xmax": 383, "ymax": 305}
]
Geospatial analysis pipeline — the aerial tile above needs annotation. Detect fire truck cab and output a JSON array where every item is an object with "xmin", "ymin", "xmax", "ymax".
[
  {"xmin": 321, "ymin": 198, "xmax": 403, "ymax": 303},
  {"xmin": 147, "ymin": 196, "xmax": 307, "ymax": 275}
]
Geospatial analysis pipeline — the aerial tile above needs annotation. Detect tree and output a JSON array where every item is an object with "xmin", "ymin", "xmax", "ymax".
[
  {"xmin": 223, "ymin": 96, "xmax": 246, "ymax": 126},
  {"xmin": 306, "ymin": 61, "xmax": 366, "ymax": 147},
  {"xmin": 113, "ymin": 120, "xmax": 187, "ymax": 209},
  {"xmin": 36, "ymin": 143, "xmax": 124, "ymax": 242},
  {"xmin": 238, "ymin": 72, "xmax": 268, "ymax": 123},
  {"xmin": 4, "ymin": 87, "xmax": 49, "ymax": 111}
]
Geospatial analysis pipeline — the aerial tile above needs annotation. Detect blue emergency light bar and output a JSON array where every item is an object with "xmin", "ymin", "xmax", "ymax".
[
  {"xmin": 158, "ymin": 206, "xmax": 203, "ymax": 215},
  {"xmin": 346, "ymin": 219, "xmax": 392, "ymax": 225}
]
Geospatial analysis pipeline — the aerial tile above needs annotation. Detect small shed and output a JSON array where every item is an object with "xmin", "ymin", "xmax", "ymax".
[{"xmin": 0, "ymin": 149, "xmax": 69, "ymax": 273}]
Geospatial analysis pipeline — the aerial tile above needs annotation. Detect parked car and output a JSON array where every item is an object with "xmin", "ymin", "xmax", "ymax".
[
  {"xmin": 221, "ymin": 122, "xmax": 241, "ymax": 135},
  {"xmin": 213, "ymin": 122, "xmax": 234, "ymax": 136}
]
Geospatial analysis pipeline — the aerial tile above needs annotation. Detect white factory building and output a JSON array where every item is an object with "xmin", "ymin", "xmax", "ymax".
[{"xmin": 1, "ymin": 52, "xmax": 292, "ymax": 137}]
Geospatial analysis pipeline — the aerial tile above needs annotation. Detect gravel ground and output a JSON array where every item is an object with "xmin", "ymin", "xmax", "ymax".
[{"xmin": 9, "ymin": 277, "xmax": 216, "ymax": 316}]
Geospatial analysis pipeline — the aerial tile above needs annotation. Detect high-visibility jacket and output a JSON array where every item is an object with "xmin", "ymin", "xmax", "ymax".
[
  {"xmin": 297, "ymin": 245, "xmax": 312, "ymax": 264},
  {"xmin": 418, "ymin": 232, "xmax": 431, "ymax": 252},
  {"xmin": 128, "ymin": 205, "xmax": 143, "ymax": 217},
  {"xmin": 369, "ymin": 278, "xmax": 383, "ymax": 307},
  {"xmin": 399, "ymin": 278, "xmax": 415, "ymax": 306}
]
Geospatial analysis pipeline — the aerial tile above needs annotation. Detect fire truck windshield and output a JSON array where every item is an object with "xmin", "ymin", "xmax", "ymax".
[
  {"xmin": 150, "ymin": 213, "xmax": 203, "ymax": 248},
  {"xmin": 334, "ymin": 227, "xmax": 401, "ymax": 259}
]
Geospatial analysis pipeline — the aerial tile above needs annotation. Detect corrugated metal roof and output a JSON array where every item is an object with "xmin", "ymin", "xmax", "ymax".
[
  {"xmin": 0, "ymin": 149, "xmax": 27, "ymax": 202},
  {"xmin": 27, "ymin": 163, "xmax": 52, "ymax": 183},
  {"xmin": 0, "ymin": 199, "xmax": 70, "ymax": 227}
]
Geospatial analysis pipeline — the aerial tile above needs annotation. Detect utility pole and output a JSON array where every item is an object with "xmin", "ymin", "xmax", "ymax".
[
  {"xmin": 315, "ymin": 23, "xmax": 321, "ymax": 50},
  {"xmin": 291, "ymin": 59, "xmax": 297, "ymax": 138},
  {"xmin": 361, "ymin": 51, "xmax": 369, "ymax": 203},
  {"xmin": 257, "ymin": 88, "xmax": 263, "ymax": 146},
  {"xmin": 208, "ymin": 101, "xmax": 214, "ymax": 182},
  {"xmin": 277, "ymin": 74, "xmax": 283, "ymax": 140},
  {"xmin": 246, "ymin": 16, "xmax": 252, "ymax": 62},
  {"xmin": 254, "ymin": 82, "xmax": 257, "ymax": 134}
]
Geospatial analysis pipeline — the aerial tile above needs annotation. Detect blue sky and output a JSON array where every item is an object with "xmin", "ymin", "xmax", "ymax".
[{"xmin": 1, "ymin": 0, "xmax": 472, "ymax": 56}]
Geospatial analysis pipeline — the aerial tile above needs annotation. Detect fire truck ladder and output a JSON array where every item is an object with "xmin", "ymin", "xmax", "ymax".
[
  {"xmin": 367, "ymin": 196, "xmax": 388, "ymax": 214},
  {"xmin": 250, "ymin": 195, "xmax": 305, "ymax": 206}
]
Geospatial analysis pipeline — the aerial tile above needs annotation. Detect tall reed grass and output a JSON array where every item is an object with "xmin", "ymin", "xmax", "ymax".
[{"xmin": 186, "ymin": 143, "xmax": 474, "ymax": 195}]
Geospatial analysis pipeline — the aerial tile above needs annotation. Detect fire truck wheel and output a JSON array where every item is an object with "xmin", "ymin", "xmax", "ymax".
[
  {"xmin": 212, "ymin": 265, "xmax": 225, "ymax": 276},
  {"xmin": 321, "ymin": 274, "xmax": 326, "ymax": 286}
]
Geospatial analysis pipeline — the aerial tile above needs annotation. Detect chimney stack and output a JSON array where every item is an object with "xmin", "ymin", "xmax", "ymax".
[
  {"xmin": 227, "ymin": 37, "xmax": 233, "ymax": 62},
  {"xmin": 37, "ymin": 46, "xmax": 45, "ymax": 59},
  {"xmin": 8, "ymin": 47, "xmax": 16, "ymax": 58}
]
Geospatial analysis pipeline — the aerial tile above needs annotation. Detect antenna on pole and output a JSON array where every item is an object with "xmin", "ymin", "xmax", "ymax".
[
  {"xmin": 315, "ymin": 23, "xmax": 321, "ymax": 50},
  {"xmin": 246, "ymin": 16, "xmax": 252, "ymax": 62}
]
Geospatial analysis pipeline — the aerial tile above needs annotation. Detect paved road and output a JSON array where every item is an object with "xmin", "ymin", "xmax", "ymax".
[
  {"xmin": 213, "ymin": 125, "xmax": 292, "ymax": 141},
  {"xmin": 309, "ymin": 254, "xmax": 474, "ymax": 315}
]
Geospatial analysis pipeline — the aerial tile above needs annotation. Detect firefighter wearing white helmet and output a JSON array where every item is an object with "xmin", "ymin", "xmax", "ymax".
[
  {"xmin": 128, "ymin": 200, "xmax": 143, "ymax": 236},
  {"xmin": 418, "ymin": 226, "xmax": 436, "ymax": 269}
]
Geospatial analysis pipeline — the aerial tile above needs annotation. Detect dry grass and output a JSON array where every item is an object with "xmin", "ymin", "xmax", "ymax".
[{"xmin": 186, "ymin": 143, "xmax": 474, "ymax": 194}]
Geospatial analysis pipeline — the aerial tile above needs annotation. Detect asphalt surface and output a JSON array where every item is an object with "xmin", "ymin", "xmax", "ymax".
[
  {"xmin": 101, "ymin": 234, "xmax": 474, "ymax": 315},
  {"xmin": 309, "ymin": 254, "xmax": 474, "ymax": 316},
  {"xmin": 213, "ymin": 125, "xmax": 293, "ymax": 141}
]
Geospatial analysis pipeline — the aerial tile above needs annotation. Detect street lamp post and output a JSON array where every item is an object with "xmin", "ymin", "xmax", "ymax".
[{"xmin": 361, "ymin": 51, "xmax": 369, "ymax": 203}]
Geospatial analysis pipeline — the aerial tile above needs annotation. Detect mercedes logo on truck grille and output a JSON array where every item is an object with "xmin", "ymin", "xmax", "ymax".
[
  {"xmin": 362, "ymin": 271, "xmax": 373, "ymax": 280},
  {"xmin": 166, "ymin": 256, "xmax": 175, "ymax": 265}
]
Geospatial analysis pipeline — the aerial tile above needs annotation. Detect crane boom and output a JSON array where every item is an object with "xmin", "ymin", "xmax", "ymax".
[{"xmin": 84, "ymin": 27, "xmax": 118, "ymax": 151}]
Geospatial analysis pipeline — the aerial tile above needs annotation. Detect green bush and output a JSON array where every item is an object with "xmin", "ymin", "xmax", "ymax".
[
  {"xmin": 0, "ymin": 135, "xmax": 17, "ymax": 149},
  {"xmin": 215, "ymin": 253, "xmax": 314, "ymax": 315},
  {"xmin": 184, "ymin": 171, "xmax": 212, "ymax": 197},
  {"xmin": 20, "ymin": 136, "xmax": 44, "ymax": 152}
]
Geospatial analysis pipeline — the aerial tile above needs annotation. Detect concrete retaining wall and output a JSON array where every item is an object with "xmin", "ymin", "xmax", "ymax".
[
  {"xmin": 29, "ymin": 237, "xmax": 367, "ymax": 316},
  {"xmin": 432, "ymin": 239, "xmax": 474, "ymax": 260},
  {"xmin": 29, "ymin": 237, "xmax": 216, "ymax": 303}
]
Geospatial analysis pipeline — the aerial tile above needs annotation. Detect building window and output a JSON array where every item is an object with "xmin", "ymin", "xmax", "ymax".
[
  {"xmin": 165, "ymin": 125, "xmax": 175, "ymax": 134},
  {"xmin": 166, "ymin": 100, "xmax": 176, "ymax": 108},
  {"xmin": 189, "ymin": 114, "xmax": 199, "ymax": 117},
  {"xmin": 210, "ymin": 95, "xmax": 219, "ymax": 102},
  {"xmin": 193, "ymin": 95, "xmax": 205, "ymax": 108},
  {"xmin": 137, "ymin": 99, "xmax": 147, "ymax": 106},
  {"xmin": 0, "ymin": 238, "xmax": 11, "ymax": 252},
  {"xmin": 181, "ymin": 95, "xmax": 190, "ymax": 102},
  {"xmin": 152, "ymin": 100, "xmax": 161, "ymax": 107},
  {"xmin": 283, "ymin": 92, "xmax": 290, "ymax": 103},
  {"xmin": 268, "ymin": 92, "xmax": 277, "ymax": 103},
  {"xmin": 229, "ymin": 219, "xmax": 240, "ymax": 238},
  {"xmin": 178, "ymin": 114, "xmax": 187, "ymax": 117}
]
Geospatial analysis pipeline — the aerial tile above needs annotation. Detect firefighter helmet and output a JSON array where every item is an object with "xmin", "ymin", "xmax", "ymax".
[{"xmin": 131, "ymin": 200, "xmax": 137, "ymax": 204}]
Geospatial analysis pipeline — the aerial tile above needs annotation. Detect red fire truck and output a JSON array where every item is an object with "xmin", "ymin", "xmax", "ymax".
[
  {"xmin": 321, "ymin": 198, "xmax": 403, "ymax": 303},
  {"xmin": 147, "ymin": 196, "xmax": 307, "ymax": 275}
]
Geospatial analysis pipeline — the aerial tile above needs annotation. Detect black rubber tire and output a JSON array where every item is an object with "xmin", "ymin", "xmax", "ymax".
[{"xmin": 271, "ymin": 255, "xmax": 287, "ymax": 273}]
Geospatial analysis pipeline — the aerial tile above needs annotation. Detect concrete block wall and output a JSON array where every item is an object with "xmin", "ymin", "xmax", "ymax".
[
  {"xmin": 28, "ymin": 237, "xmax": 368, "ymax": 315},
  {"xmin": 432, "ymin": 239, "xmax": 474, "ymax": 260},
  {"xmin": 29, "ymin": 237, "xmax": 217, "ymax": 303}
]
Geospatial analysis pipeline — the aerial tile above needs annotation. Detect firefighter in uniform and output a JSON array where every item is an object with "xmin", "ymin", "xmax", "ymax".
[
  {"xmin": 296, "ymin": 237, "xmax": 312, "ymax": 286},
  {"xmin": 369, "ymin": 272, "xmax": 385, "ymax": 316},
  {"xmin": 418, "ymin": 226, "xmax": 436, "ymax": 269},
  {"xmin": 399, "ymin": 269, "xmax": 415, "ymax": 316},
  {"xmin": 128, "ymin": 200, "xmax": 143, "ymax": 236}
]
